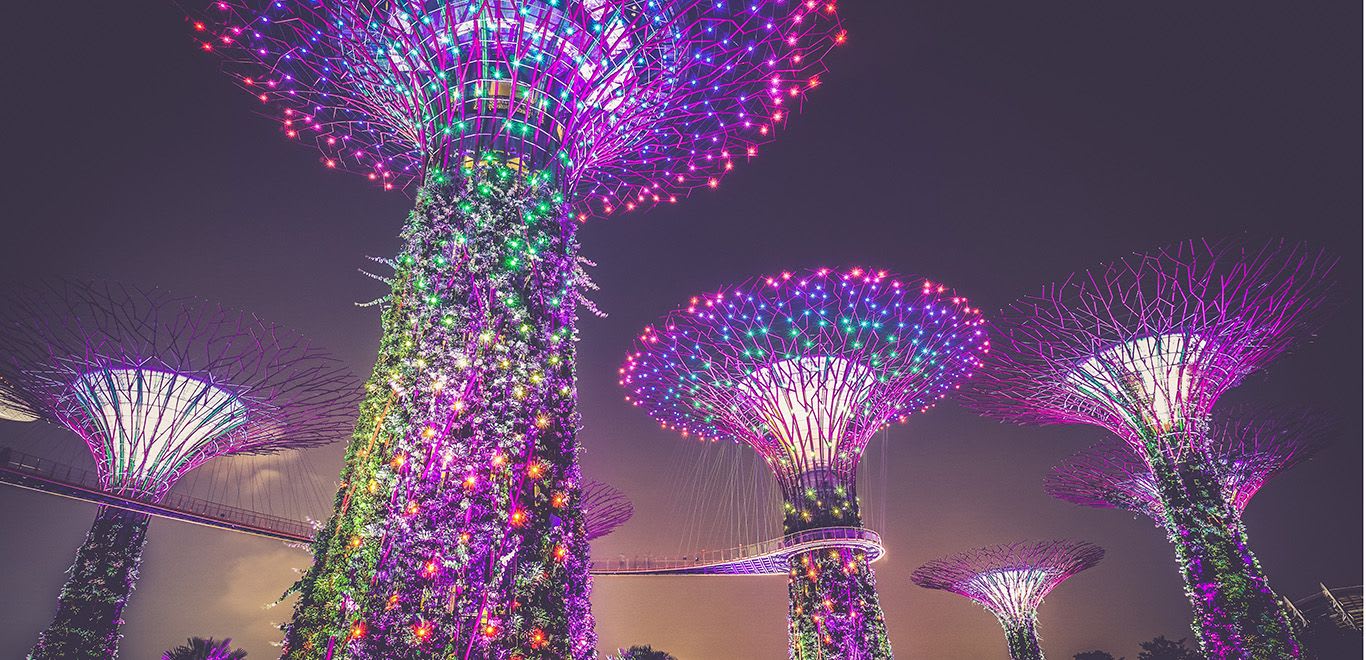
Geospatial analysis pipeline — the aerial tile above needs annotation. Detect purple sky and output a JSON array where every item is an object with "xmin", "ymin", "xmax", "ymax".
[{"xmin": 0, "ymin": 2, "xmax": 1359, "ymax": 658}]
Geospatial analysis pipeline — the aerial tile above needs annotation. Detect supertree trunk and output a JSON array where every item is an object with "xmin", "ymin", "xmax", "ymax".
[
  {"xmin": 998, "ymin": 615, "xmax": 1044, "ymax": 660},
  {"xmin": 785, "ymin": 484, "xmax": 892, "ymax": 660},
  {"xmin": 1145, "ymin": 438, "xmax": 1301, "ymax": 659},
  {"xmin": 30, "ymin": 506, "xmax": 150, "ymax": 660},
  {"xmin": 282, "ymin": 163, "xmax": 595, "ymax": 659}
]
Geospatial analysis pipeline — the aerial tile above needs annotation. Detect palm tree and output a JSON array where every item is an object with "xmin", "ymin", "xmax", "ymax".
[
  {"xmin": 161, "ymin": 637, "xmax": 247, "ymax": 660},
  {"xmin": 614, "ymin": 645, "xmax": 679, "ymax": 660},
  {"xmin": 1136, "ymin": 636, "xmax": 1200, "ymax": 660}
]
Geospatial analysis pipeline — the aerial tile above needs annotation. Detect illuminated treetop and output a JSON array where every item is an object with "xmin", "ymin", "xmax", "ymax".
[
  {"xmin": 197, "ymin": 0, "xmax": 845, "ymax": 218},
  {"xmin": 620, "ymin": 267, "xmax": 987, "ymax": 491},
  {"xmin": 0, "ymin": 280, "xmax": 359, "ymax": 500},
  {"xmin": 968, "ymin": 239, "xmax": 1336, "ymax": 452},
  {"xmin": 1046, "ymin": 407, "xmax": 1332, "ymax": 520},
  {"xmin": 582, "ymin": 479, "xmax": 633, "ymax": 540},
  {"xmin": 911, "ymin": 540, "xmax": 1104, "ymax": 624}
]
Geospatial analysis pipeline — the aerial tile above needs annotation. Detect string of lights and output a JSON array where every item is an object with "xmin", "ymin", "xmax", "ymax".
[
  {"xmin": 912, "ymin": 540, "xmax": 1104, "ymax": 660},
  {"xmin": 621, "ymin": 266, "xmax": 987, "ymax": 658},
  {"xmin": 192, "ymin": 0, "xmax": 845, "ymax": 656},
  {"xmin": 967, "ymin": 239, "xmax": 1338, "ymax": 658},
  {"xmin": 0, "ymin": 280, "xmax": 357, "ymax": 660}
]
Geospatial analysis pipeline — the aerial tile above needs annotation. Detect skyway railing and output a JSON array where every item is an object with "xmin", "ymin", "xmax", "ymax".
[
  {"xmin": 591, "ymin": 526, "xmax": 884, "ymax": 575},
  {"xmin": 0, "ymin": 445, "xmax": 886, "ymax": 578},
  {"xmin": 0, "ymin": 446, "xmax": 316, "ymax": 543}
]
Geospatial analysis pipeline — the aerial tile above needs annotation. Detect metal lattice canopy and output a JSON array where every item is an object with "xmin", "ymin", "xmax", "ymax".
[
  {"xmin": 1045, "ymin": 406, "xmax": 1333, "ymax": 520},
  {"xmin": 0, "ymin": 280, "xmax": 360, "ymax": 500},
  {"xmin": 582, "ymin": 479, "xmax": 633, "ymax": 540},
  {"xmin": 197, "ymin": 0, "xmax": 845, "ymax": 219},
  {"xmin": 966, "ymin": 238, "xmax": 1337, "ymax": 455},
  {"xmin": 911, "ymin": 540, "xmax": 1104, "ymax": 624},
  {"xmin": 620, "ymin": 267, "xmax": 988, "ymax": 492}
]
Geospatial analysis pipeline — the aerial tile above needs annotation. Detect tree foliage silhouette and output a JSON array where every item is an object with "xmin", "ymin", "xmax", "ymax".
[
  {"xmin": 1137, "ymin": 635, "xmax": 1201, "ymax": 660},
  {"xmin": 161, "ymin": 637, "xmax": 248, "ymax": 660},
  {"xmin": 615, "ymin": 645, "xmax": 679, "ymax": 660}
]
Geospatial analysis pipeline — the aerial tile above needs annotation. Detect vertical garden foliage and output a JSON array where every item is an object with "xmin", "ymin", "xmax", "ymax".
[
  {"xmin": 283, "ymin": 162, "xmax": 594, "ymax": 659},
  {"xmin": 30, "ymin": 507, "xmax": 150, "ymax": 660},
  {"xmin": 1145, "ymin": 435, "xmax": 1302, "ymax": 659},
  {"xmin": 1000, "ymin": 616, "xmax": 1044, "ymax": 660},
  {"xmin": 785, "ymin": 495, "xmax": 892, "ymax": 660}
]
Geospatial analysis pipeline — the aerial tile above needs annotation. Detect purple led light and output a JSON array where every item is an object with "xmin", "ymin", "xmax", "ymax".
[
  {"xmin": 621, "ymin": 267, "xmax": 987, "ymax": 498},
  {"xmin": 0, "ymin": 279, "xmax": 359, "ymax": 500},
  {"xmin": 196, "ymin": 0, "xmax": 845, "ymax": 218},
  {"xmin": 621, "ymin": 266, "xmax": 987, "ymax": 659},
  {"xmin": 912, "ymin": 540, "xmax": 1104, "ymax": 660},
  {"xmin": 1046, "ymin": 407, "xmax": 1333, "ymax": 522}
]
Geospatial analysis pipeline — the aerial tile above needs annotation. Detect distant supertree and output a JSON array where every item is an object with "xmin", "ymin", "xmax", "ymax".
[
  {"xmin": 968, "ymin": 239, "xmax": 1337, "ymax": 658},
  {"xmin": 193, "ymin": 2, "xmax": 844, "ymax": 656},
  {"xmin": 622, "ymin": 267, "xmax": 988, "ymax": 658},
  {"xmin": 1046, "ymin": 407, "xmax": 1332, "ymax": 522},
  {"xmin": 0, "ymin": 280, "xmax": 357, "ymax": 660},
  {"xmin": 582, "ymin": 480, "xmax": 633, "ymax": 541},
  {"xmin": 911, "ymin": 540, "xmax": 1104, "ymax": 660}
]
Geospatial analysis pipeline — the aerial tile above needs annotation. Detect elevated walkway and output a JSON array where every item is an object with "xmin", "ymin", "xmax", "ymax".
[
  {"xmin": 0, "ymin": 446, "xmax": 316, "ymax": 543},
  {"xmin": 0, "ymin": 446, "xmax": 885, "ymax": 578},
  {"xmin": 591, "ymin": 526, "xmax": 885, "ymax": 576},
  {"xmin": 1289, "ymin": 584, "xmax": 1363, "ymax": 631}
]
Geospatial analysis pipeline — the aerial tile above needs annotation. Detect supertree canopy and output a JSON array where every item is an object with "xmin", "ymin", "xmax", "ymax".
[
  {"xmin": 192, "ymin": 2, "xmax": 844, "ymax": 657},
  {"xmin": 621, "ymin": 266, "xmax": 988, "ymax": 659},
  {"xmin": 969, "ymin": 238, "xmax": 1338, "ymax": 659},
  {"xmin": 581, "ymin": 480, "xmax": 633, "ymax": 541},
  {"xmin": 1046, "ymin": 407, "xmax": 1333, "ymax": 522},
  {"xmin": 199, "ymin": 0, "xmax": 844, "ymax": 216},
  {"xmin": 0, "ymin": 280, "xmax": 357, "ymax": 660},
  {"xmin": 911, "ymin": 540, "xmax": 1104, "ymax": 660}
]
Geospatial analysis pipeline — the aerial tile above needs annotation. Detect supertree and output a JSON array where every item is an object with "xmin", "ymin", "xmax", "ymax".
[
  {"xmin": 620, "ymin": 266, "xmax": 989, "ymax": 658},
  {"xmin": 967, "ymin": 238, "xmax": 1338, "ymax": 658},
  {"xmin": 582, "ymin": 480, "xmax": 633, "ymax": 541},
  {"xmin": 191, "ymin": 1, "xmax": 845, "ymax": 656},
  {"xmin": 0, "ymin": 280, "xmax": 357, "ymax": 660},
  {"xmin": 1046, "ymin": 407, "xmax": 1332, "ymax": 523},
  {"xmin": 911, "ymin": 540, "xmax": 1104, "ymax": 660}
]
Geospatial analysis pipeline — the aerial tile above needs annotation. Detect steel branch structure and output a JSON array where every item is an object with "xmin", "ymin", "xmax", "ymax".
[
  {"xmin": 582, "ymin": 480, "xmax": 633, "ymax": 541},
  {"xmin": 911, "ymin": 540, "xmax": 1104, "ymax": 660},
  {"xmin": 621, "ymin": 266, "xmax": 988, "ymax": 659},
  {"xmin": 192, "ymin": 2, "xmax": 844, "ymax": 656},
  {"xmin": 968, "ymin": 238, "xmax": 1338, "ymax": 659},
  {"xmin": 199, "ymin": 0, "xmax": 844, "ymax": 216},
  {"xmin": 0, "ymin": 280, "xmax": 357, "ymax": 660},
  {"xmin": 1046, "ymin": 407, "xmax": 1333, "ymax": 522}
]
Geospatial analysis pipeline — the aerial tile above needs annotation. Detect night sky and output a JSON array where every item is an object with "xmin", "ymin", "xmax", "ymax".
[{"xmin": 0, "ymin": 3, "xmax": 1360, "ymax": 659}]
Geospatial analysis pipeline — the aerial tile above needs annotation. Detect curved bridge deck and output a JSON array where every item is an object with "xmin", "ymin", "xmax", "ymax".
[
  {"xmin": 0, "ymin": 446, "xmax": 316, "ymax": 543},
  {"xmin": 0, "ymin": 446, "xmax": 885, "ymax": 578},
  {"xmin": 590, "ymin": 527, "xmax": 885, "ymax": 576}
]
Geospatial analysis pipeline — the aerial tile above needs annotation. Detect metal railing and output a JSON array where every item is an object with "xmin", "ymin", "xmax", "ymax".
[
  {"xmin": 0, "ymin": 445, "xmax": 886, "ymax": 578},
  {"xmin": 0, "ymin": 446, "xmax": 316, "ymax": 543},
  {"xmin": 1292, "ymin": 584, "xmax": 1364, "ymax": 632},
  {"xmin": 591, "ymin": 526, "xmax": 884, "ymax": 575}
]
